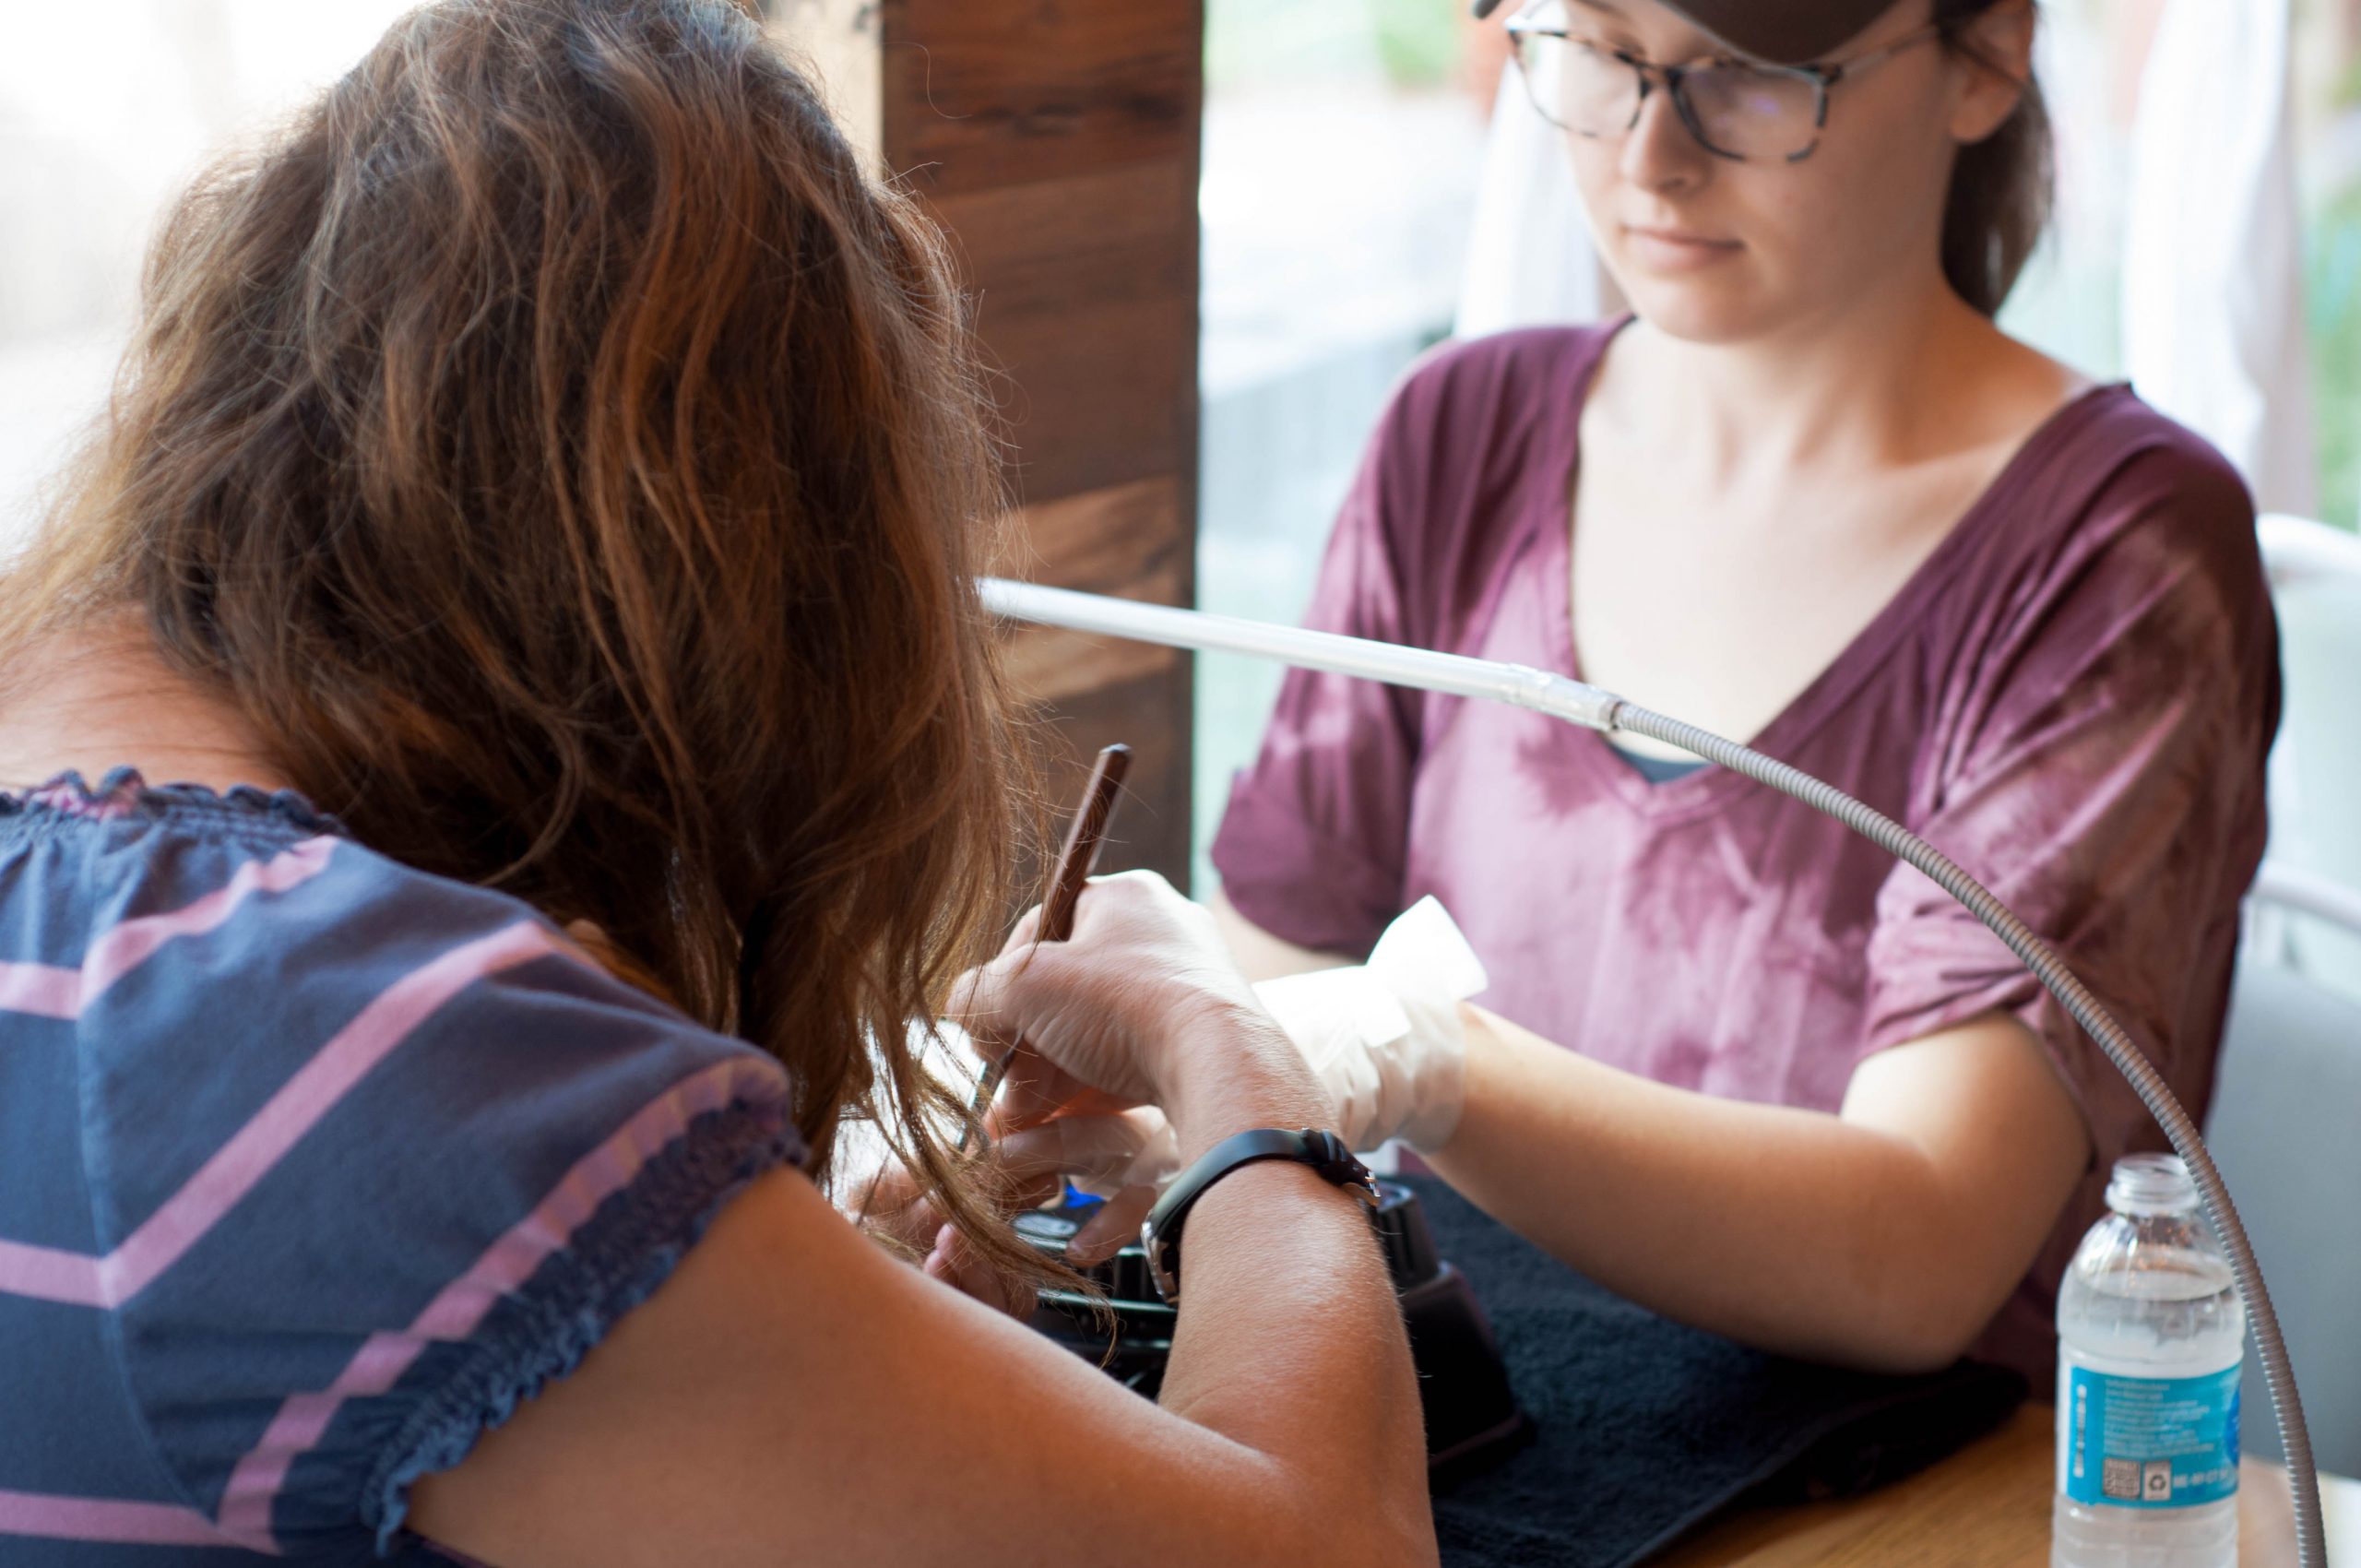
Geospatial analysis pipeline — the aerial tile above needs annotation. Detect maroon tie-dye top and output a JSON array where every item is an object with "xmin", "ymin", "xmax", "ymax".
[{"xmin": 1210, "ymin": 322, "xmax": 2281, "ymax": 1388}]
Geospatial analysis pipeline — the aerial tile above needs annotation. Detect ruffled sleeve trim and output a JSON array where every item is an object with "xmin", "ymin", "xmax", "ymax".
[{"xmin": 363, "ymin": 1097, "xmax": 803, "ymax": 1557}]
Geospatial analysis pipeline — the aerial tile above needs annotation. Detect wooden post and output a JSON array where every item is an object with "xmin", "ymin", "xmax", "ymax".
[{"xmin": 768, "ymin": 0, "xmax": 1203, "ymax": 888}]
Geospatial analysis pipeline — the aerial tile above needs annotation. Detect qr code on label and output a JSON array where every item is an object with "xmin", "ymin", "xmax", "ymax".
[{"xmin": 2102, "ymin": 1458, "xmax": 2142, "ymax": 1501}]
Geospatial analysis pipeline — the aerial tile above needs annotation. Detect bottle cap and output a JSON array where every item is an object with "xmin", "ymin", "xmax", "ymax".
[{"xmin": 2106, "ymin": 1152, "xmax": 2198, "ymax": 1217}]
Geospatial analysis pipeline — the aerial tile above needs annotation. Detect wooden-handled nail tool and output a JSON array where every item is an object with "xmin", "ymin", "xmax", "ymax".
[{"xmin": 959, "ymin": 742, "xmax": 1131, "ymax": 1150}]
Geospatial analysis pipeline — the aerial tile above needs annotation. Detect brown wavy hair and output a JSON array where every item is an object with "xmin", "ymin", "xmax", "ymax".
[
  {"xmin": 1936, "ymin": 0, "xmax": 2054, "ymax": 316},
  {"xmin": 3, "ymin": 0, "xmax": 1050, "ymax": 1281}
]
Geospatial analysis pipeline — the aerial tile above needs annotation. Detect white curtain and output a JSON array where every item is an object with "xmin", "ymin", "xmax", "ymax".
[
  {"xmin": 1453, "ymin": 68, "xmax": 1605, "ymax": 339},
  {"xmin": 2121, "ymin": 0, "xmax": 2319, "ymax": 519}
]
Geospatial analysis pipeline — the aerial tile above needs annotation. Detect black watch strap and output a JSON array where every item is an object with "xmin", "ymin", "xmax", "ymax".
[{"xmin": 1140, "ymin": 1127, "xmax": 1382, "ymax": 1303}]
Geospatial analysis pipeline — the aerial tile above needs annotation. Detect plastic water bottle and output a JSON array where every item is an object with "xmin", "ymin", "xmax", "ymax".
[{"xmin": 2053, "ymin": 1154, "xmax": 2246, "ymax": 1568}]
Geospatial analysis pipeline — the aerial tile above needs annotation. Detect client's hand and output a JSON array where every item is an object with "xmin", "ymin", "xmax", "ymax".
[
  {"xmin": 851, "ymin": 1107, "xmax": 1169, "ymax": 1299},
  {"xmin": 1252, "ymin": 897, "xmax": 1489, "ymax": 1154}
]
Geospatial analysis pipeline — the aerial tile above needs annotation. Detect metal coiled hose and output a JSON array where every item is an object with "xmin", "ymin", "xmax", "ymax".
[
  {"xmin": 1610, "ymin": 699, "xmax": 2323, "ymax": 1568},
  {"xmin": 978, "ymin": 576, "xmax": 2325, "ymax": 1567}
]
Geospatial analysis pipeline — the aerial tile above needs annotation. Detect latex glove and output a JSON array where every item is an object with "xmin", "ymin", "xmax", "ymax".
[
  {"xmin": 996, "ymin": 1108, "xmax": 1177, "ymax": 1263},
  {"xmin": 840, "ymin": 1025, "xmax": 1165, "ymax": 1299},
  {"xmin": 1001, "ymin": 1106, "xmax": 1180, "ymax": 1200},
  {"xmin": 1252, "ymin": 896, "xmax": 1489, "ymax": 1154},
  {"xmin": 1039, "ymin": 897, "xmax": 1490, "ymax": 1193},
  {"xmin": 949, "ymin": 870, "xmax": 1267, "ymax": 1118},
  {"xmin": 918, "ymin": 1108, "xmax": 1173, "ymax": 1292}
]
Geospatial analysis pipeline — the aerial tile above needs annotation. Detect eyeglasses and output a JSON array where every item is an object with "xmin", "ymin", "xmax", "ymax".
[{"xmin": 1505, "ymin": 3, "xmax": 1945, "ymax": 163}]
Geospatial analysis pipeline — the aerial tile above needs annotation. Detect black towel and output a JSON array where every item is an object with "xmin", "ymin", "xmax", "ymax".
[{"xmin": 1405, "ymin": 1176, "xmax": 2029, "ymax": 1567}]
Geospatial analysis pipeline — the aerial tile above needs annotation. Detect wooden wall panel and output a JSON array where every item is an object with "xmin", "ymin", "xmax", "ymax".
[
  {"xmin": 930, "ymin": 162, "xmax": 1196, "ymax": 503},
  {"xmin": 821, "ymin": 0, "xmax": 1204, "ymax": 887},
  {"xmin": 1002, "ymin": 477, "xmax": 1188, "ymax": 695},
  {"xmin": 1031, "ymin": 668, "xmax": 1194, "ymax": 881},
  {"xmin": 880, "ymin": 0, "xmax": 1200, "ymax": 200}
]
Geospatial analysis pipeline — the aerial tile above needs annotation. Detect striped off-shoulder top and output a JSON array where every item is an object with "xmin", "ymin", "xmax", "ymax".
[{"xmin": 0, "ymin": 770, "xmax": 802, "ymax": 1564}]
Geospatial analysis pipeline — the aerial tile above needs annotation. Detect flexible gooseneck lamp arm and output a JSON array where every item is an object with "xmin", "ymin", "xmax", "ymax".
[{"xmin": 979, "ymin": 576, "xmax": 2324, "ymax": 1568}]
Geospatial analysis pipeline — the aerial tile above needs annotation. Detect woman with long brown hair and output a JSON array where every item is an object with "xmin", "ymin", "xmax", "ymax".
[{"xmin": 0, "ymin": 2, "xmax": 1434, "ymax": 1562}]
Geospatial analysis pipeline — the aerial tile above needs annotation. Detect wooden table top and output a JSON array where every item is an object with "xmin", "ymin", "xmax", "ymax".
[{"xmin": 1652, "ymin": 1405, "xmax": 2361, "ymax": 1567}]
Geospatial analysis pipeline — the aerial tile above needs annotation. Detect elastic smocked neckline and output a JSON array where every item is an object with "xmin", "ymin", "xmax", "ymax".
[{"xmin": 2, "ymin": 766, "xmax": 347, "ymax": 837}]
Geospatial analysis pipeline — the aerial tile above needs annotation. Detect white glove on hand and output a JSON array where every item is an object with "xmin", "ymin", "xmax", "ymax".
[
  {"xmin": 999, "ymin": 1107, "xmax": 1178, "ymax": 1262},
  {"xmin": 1014, "ymin": 897, "xmax": 1489, "ymax": 1227},
  {"xmin": 1252, "ymin": 896, "xmax": 1489, "ymax": 1155}
]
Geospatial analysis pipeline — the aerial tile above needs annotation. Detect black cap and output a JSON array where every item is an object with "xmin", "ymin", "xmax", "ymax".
[{"xmin": 1470, "ymin": 0, "xmax": 1901, "ymax": 66}]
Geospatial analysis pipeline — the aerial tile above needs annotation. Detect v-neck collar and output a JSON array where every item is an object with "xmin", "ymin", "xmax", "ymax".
[{"xmin": 1529, "ymin": 319, "xmax": 2129, "ymax": 820}]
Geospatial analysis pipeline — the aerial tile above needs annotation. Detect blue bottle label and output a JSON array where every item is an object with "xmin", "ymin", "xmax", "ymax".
[{"xmin": 2062, "ymin": 1362, "xmax": 2242, "ymax": 1509}]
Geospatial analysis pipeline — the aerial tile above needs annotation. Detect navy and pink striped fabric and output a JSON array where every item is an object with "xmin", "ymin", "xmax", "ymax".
[{"xmin": 0, "ymin": 772, "xmax": 802, "ymax": 1564}]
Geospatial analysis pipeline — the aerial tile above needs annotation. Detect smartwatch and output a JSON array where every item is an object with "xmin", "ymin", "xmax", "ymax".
[{"xmin": 1140, "ymin": 1127, "xmax": 1382, "ymax": 1303}]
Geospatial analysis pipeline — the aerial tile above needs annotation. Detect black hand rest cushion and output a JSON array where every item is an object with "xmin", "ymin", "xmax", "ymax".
[{"xmin": 1404, "ymin": 1175, "xmax": 2028, "ymax": 1568}]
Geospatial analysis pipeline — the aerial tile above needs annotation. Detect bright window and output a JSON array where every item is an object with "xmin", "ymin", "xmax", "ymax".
[
  {"xmin": 1195, "ymin": 0, "xmax": 1491, "ymax": 885},
  {"xmin": 1192, "ymin": 0, "xmax": 2361, "ymax": 886},
  {"xmin": 0, "ymin": 3, "xmax": 419, "ymax": 544}
]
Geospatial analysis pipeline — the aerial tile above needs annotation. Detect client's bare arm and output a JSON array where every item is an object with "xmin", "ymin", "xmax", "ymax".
[
  {"xmin": 1427, "ymin": 1003, "xmax": 2090, "ymax": 1374},
  {"xmin": 1213, "ymin": 885, "xmax": 2088, "ymax": 1374}
]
